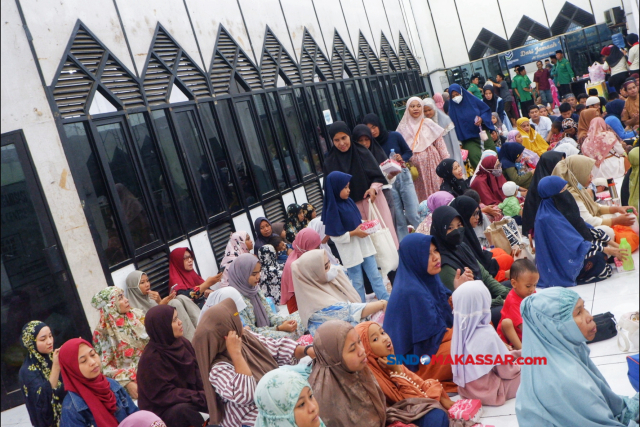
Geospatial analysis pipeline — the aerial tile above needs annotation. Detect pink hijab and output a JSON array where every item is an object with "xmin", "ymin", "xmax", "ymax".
[
  {"xmin": 280, "ymin": 228, "xmax": 322, "ymax": 305},
  {"xmin": 581, "ymin": 117, "xmax": 620, "ymax": 167},
  {"xmin": 433, "ymin": 93, "xmax": 445, "ymax": 111},
  {"xmin": 396, "ymin": 97, "xmax": 446, "ymax": 153}
]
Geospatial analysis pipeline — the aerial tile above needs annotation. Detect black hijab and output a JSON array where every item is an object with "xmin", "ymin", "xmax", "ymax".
[
  {"xmin": 436, "ymin": 158, "xmax": 469, "ymax": 197},
  {"xmin": 352, "ymin": 124, "xmax": 388, "ymax": 164},
  {"xmin": 482, "ymin": 84, "xmax": 499, "ymax": 112},
  {"xmin": 323, "ymin": 121, "xmax": 386, "ymax": 202},
  {"xmin": 430, "ymin": 206, "xmax": 482, "ymax": 279},
  {"xmin": 450, "ymin": 196, "xmax": 497, "ymax": 274},
  {"xmin": 522, "ymin": 151, "xmax": 566, "ymax": 236},
  {"xmin": 362, "ymin": 113, "xmax": 389, "ymax": 147},
  {"xmin": 607, "ymin": 45, "xmax": 625, "ymax": 67}
]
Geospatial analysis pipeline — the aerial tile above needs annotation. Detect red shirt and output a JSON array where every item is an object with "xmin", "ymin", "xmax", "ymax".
[
  {"xmin": 533, "ymin": 68, "xmax": 551, "ymax": 90},
  {"xmin": 497, "ymin": 289, "xmax": 527, "ymax": 345}
]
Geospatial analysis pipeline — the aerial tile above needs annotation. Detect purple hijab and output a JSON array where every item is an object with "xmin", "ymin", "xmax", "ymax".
[{"xmin": 227, "ymin": 253, "xmax": 270, "ymax": 327}]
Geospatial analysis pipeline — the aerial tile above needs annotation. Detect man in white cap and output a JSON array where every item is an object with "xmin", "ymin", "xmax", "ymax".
[{"xmin": 585, "ymin": 96, "xmax": 601, "ymax": 111}]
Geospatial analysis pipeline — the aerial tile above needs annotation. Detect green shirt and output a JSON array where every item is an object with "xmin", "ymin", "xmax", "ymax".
[
  {"xmin": 504, "ymin": 167, "xmax": 533, "ymax": 189},
  {"xmin": 498, "ymin": 195, "xmax": 522, "ymax": 217},
  {"xmin": 468, "ymin": 83, "xmax": 483, "ymax": 99},
  {"xmin": 439, "ymin": 263, "xmax": 509, "ymax": 307},
  {"xmin": 511, "ymin": 75, "xmax": 532, "ymax": 102},
  {"xmin": 555, "ymin": 58, "xmax": 574, "ymax": 85}
]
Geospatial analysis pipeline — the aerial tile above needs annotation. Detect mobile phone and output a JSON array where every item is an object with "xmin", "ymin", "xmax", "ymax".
[
  {"xmin": 170, "ymin": 284, "xmax": 178, "ymax": 293},
  {"xmin": 219, "ymin": 265, "xmax": 226, "ymax": 273}
]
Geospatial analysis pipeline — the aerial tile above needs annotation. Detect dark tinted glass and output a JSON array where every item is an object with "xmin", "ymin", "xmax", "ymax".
[
  {"xmin": 255, "ymin": 94, "xmax": 293, "ymax": 189},
  {"xmin": 345, "ymin": 82, "xmax": 364, "ymax": 123},
  {"xmin": 294, "ymin": 88, "xmax": 323, "ymax": 173},
  {"xmin": 277, "ymin": 92, "xmax": 313, "ymax": 176},
  {"xmin": 63, "ymin": 123, "xmax": 127, "ymax": 265},
  {"xmin": 128, "ymin": 113, "xmax": 182, "ymax": 240},
  {"xmin": 305, "ymin": 87, "xmax": 329, "ymax": 154}
]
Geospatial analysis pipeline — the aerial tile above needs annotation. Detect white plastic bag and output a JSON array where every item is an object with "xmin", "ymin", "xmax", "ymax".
[
  {"xmin": 588, "ymin": 62, "xmax": 606, "ymax": 83},
  {"xmin": 367, "ymin": 200, "xmax": 399, "ymax": 277},
  {"xmin": 618, "ymin": 311, "xmax": 639, "ymax": 352}
]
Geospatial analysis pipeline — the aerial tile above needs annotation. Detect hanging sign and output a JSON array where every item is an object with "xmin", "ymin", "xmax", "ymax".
[{"xmin": 504, "ymin": 38, "xmax": 562, "ymax": 67}]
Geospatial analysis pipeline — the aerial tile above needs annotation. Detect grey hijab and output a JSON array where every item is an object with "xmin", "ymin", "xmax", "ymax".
[
  {"xmin": 125, "ymin": 270, "xmax": 156, "ymax": 313},
  {"xmin": 228, "ymin": 253, "xmax": 271, "ymax": 327}
]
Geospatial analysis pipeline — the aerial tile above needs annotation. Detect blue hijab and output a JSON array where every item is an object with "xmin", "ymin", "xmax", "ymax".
[
  {"xmin": 321, "ymin": 171, "xmax": 362, "ymax": 237},
  {"xmin": 383, "ymin": 234, "xmax": 453, "ymax": 371},
  {"xmin": 516, "ymin": 288, "xmax": 632, "ymax": 426},
  {"xmin": 448, "ymin": 83, "xmax": 495, "ymax": 141},
  {"xmin": 535, "ymin": 176, "xmax": 591, "ymax": 288},
  {"xmin": 497, "ymin": 142, "xmax": 524, "ymax": 169},
  {"xmin": 605, "ymin": 99, "xmax": 625, "ymax": 120}
]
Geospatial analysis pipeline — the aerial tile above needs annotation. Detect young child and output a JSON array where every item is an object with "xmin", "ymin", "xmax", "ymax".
[
  {"xmin": 547, "ymin": 121, "xmax": 564, "ymax": 148},
  {"xmin": 562, "ymin": 118, "xmax": 578, "ymax": 141},
  {"xmin": 268, "ymin": 235, "xmax": 290, "ymax": 265},
  {"xmin": 498, "ymin": 181, "xmax": 522, "ymax": 222},
  {"xmin": 497, "ymin": 259, "xmax": 538, "ymax": 350}
]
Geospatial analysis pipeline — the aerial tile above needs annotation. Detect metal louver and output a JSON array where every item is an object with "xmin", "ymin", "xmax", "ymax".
[
  {"xmin": 398, "ymin": 34, "xmax": 420, "ymax": 71},
  {"xmin": 52, "ymin": 25, "xmax": 144, "ymax": 118},
  {"xmin": 143, "ymin": 55, "xmax": 173, "ymax": 104},
  {"xmin": 380, "ymin": 34, "xmax": 402, "ymax": 72},
  {"xmin": 300, "ymin": 29, "xmax": 333, "ymax": 83},
  {"xmin": 210, "ymin": 27, "xmax": 262, "ymax": 94},
  {"xmin": 304, "ymin": 181, "xmax": 323, "ymax": 215},
  {"xmin": 331, "ymin": 31, "xmax": 359, "ymax": 79},
  {"xmin": 260, "ymin": 28, "xmax": 301, "ymax": 88},
  {"xmin": 208, "ymin": 221, "xmax": 235, "ymax": 264},
  {"xmin": 358, "ymin": 33, "xmax": 382, "ymax": 76},
  {"xmin": 263, "ymin": 198, "xmax": 286, "ymax": 224},
  {"xmin": 137, "ymin": 250, "xmax": 170, "ymax": 295}
]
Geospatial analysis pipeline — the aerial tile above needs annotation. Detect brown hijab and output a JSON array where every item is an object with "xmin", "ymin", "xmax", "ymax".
[
  {"xmin": 308, "ymin": 320, "xmax": 387, "ymax": 427},
  {"xmin": 552, "ymin": 155, "xmax": 600, "ymax": 217},
  {"xmin": 192, "ymin": 299, "xmax": 278, "ymax": 425},
  {"xmin": 577, "ymin": 109, "xmax": 600, "ymax": 142}
]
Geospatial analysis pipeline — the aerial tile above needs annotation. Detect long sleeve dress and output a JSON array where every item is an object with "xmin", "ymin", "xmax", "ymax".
[{"xmin": 238, "ymin": 291, "xmax": 304, "ymax": 340}]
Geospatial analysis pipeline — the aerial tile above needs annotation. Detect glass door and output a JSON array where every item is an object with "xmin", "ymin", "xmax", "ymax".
[{"xmin": 1, "ymin": 131, "xmax": 91, "ymax": 410}]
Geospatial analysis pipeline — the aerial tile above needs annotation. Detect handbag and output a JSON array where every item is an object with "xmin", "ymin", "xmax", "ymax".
[
  {"xmin": 406, "ymin": 119, "xmax": 425, "ymax": 181},
  {"xmin": 617, "ymin": 311, "xmax": 639, "ymax": 352},
  {"xmin": 367, "ymin": 199, "xmax": 399, "ymax": 277},
  {"xmin": 484, "ymin": 217, "xmax": 534, "ymax": 260},
  {"xmin": 586, "ymin": 312, "xmax": 618, "ymax": 344}
]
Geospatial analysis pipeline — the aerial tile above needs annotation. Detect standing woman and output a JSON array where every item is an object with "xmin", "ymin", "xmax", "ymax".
[
  {"xmin": 285, "ymin": 204, "xmax": 307, "ymax": 244},
  {"xmin": 91, "ymin": 287, "xmax": 148, "ymax": 399},
  {"xmin": 218, "ymin": 231, "xmax": 253, "ymax": 287},
  {"xmin": 280, "ymin": 228, "xmax": 322, "ymax": 313},
  {"xmin": 621, "ymin": 79, "xmax": 639, "ymax": 128},
  {"xmin": 257, "ymin": 245, "xmax": 284, "ymax": 305},
  {"xmin": 482, "ymin": 85, "xmax": 505, "ymax": 127},
  {"xmin": 423, "ymin": 98, "xmax": 465, "ymax": 174},
  {"xmin": 447, "ymin": 84, "xmax": 496, "ymax": 169},
  {"xmin": 323, "ymin": 121, "xmax": 398, "ymax": 248},
  {"xmin": 433, "ymin": 93, "xmax": 446, "ymax": 112},
  {"xmin": 396, "ymin": 97, "xmax": 450, "ymax": 201},
  {"xmin": 601, "ymin": 45, "xmax": 629, "ymax": 92},
  {"xmin": 137, "ymin": 306, "xmax": 207, "ymax": 427},
  {"xmin": 19, "ymin": 321, "xmax": 66, "ymax": 427}
]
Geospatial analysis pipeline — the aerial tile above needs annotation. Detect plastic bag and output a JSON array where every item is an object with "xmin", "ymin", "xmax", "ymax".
[{"xmin": 588, "ymin": 62, "xmax": 606, "ymax": 83}]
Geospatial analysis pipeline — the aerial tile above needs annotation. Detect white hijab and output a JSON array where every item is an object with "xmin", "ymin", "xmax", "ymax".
[
  {"xmin": 199, "ymin": 287, "xmax": 248, "ymax": 323},
  {"xmin": 307, "ymin": 218, "xmax": 340, "ymax": 265}
]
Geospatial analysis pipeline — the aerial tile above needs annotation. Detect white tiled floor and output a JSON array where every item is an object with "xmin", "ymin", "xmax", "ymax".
[{"xmin": 2, "ymin": 253, "xmax": 638, "ymax": 427}]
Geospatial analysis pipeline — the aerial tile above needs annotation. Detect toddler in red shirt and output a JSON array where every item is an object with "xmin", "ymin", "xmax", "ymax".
[{"xmin": 497, "ymin": 259, "xmax": 539, "ymax": 349}]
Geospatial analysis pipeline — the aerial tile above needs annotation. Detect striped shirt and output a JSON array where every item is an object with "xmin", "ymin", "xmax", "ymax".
[{"xmin": 209, "ymin": 331, "xmax": 298, "ymax": 427}]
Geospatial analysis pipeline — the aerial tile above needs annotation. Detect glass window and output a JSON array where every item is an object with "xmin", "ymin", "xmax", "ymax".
[
  {"xmin": 368, "ymin": 78, "xmax": 388, "ymax": 129},
  {"xmin": 214, "ymin": 100, "xmax": 259, "ymax": 205},
  {"xmin": 151, "ymin": 110, "xmax": 201, "ymax": 231},
  {"xmin": 173, "ymin": 110, "xmax": 225, "ymax": 217},
  {"xmin": 564, "ymin": 30, "xmax": 589, "ymax": 77},
  {"xmin": 255, "ymin": 94, "xmax": 295, "ymax": 189},
  {"xmin": 94, "ymin": 123, "xmax": 155, "ymax": 249},
  {"xmin": 294, "ymin": 88, "xmax": 323, "ymax": 173},
  {"xmin": 233, "ymin": 100, "xmax": 275, "ymax": 197},
  {"xmin": 199, "ymin": 103, "xmax": 242, "ymax": 212},
  {"xmin": 277, "ymin": 92, "xmax": 313, "ymax": 177},
  {"xmin": 128, "ymin": 113, "xmax": 182, "ymax": 240},
  {"xmin": 345, "ymin": 82, "xmax": 364, "ymax": 124},
  {"xmin": 63, "ymin": 123, "xmax": 127, "ymax": 265},
  {"xmin": 327, "ymin": 85, "xmax": 345, "ymax": 123},
  {"xmin": 304, "ymin": 87, "xmax": 329, "ymax": 155},
  {"xmin": 390, "ymin": 75, "xmax": 401, "ymax": 99}
]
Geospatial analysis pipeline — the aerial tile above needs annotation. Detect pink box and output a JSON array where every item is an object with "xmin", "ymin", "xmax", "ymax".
[
  {"xmin": 360, "ymin": 219, "xmax": 381, "ymax": 234},
  {"xmin": 380, "ymin": 159, "xmax": 402, "ymax": 175},
  {"xmin": 448, "ymin": 399, "xmax": 482, "ymax": 422}
]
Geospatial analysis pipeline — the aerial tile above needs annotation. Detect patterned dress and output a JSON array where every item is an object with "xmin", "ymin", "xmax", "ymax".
[
  {"xmin": 238, "ymin": 291, "xmax": 304, "ymax": 340},
  {"xmin": 258, "ymin": 245, "xmax": 283, "ymax": 305},
  {"xmin": 91, "ymin": 287, "xmax": 149, "ymax": 388},
  {"xmin": 411, "ymin": 139, "xmax": 450, "ymax": 202}
]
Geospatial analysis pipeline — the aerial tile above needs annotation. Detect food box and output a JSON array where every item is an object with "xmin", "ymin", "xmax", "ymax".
[
  {"xmin": 448, "ymin": 399, "xmax": 482, "ymax": 422},
  {"xmin": 360, "ymin": 219, "xmax": 381, "ymax": 234},
  {"xmin": 380, "ymin": 159, "xmax": 402, "ymax": 175}
]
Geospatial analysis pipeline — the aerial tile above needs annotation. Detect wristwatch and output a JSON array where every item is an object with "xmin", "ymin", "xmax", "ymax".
[{"xmin": 303, "ymin": 345, "xmax": 313, "ymax": 357}]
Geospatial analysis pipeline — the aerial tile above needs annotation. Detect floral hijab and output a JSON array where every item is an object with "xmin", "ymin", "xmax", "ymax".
[
  {"xmin": 219, "ymin": 231, "xmax": 250, "ymax": 286},
  {"xmin": 301, "ymin": 203, "xmax": 316, "ymax": 222},
  {"xmin": 91, "ymin": 287, "xmax": 148, "ymax": 386},
  {"xmin": 285, "ymin": 204, "xmax": 305, "ymax": 243},
  {"xmin": 258, "ymin": 245, "xmax": 284, "ymax": 305},
  {"xmin": 581, "ymin": 117, "xmax": 621, "ymax": 167}
]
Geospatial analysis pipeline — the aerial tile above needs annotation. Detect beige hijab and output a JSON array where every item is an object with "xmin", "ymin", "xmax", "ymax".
[
  {"xmin": 552, "ymin": 155, "xmax": 600, "ymax": 217},
  {"xmin": 292, "ymin": 250, "xmax": 361, "ymax": 328}
]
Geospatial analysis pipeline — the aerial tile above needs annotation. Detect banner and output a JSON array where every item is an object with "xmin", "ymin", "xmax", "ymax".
[{"xmin": 504, "ymin": 38, "xmax": 562, "ymax": 67}]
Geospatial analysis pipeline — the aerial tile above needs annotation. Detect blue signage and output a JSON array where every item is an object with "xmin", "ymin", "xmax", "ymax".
[{"xmin": 504, "ymin": 38, "xmax": 562, "ymax": 67}]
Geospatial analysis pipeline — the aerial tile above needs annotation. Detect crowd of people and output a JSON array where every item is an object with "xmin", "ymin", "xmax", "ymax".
[{"xmin": 17, "ymin": 39, "xmax": 640, "ymax": 427}]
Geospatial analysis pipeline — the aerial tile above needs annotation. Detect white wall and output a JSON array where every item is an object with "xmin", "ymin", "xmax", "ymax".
[{"xmin": 427, "ymin": 0, "xmax": 470, "ymax": 68}]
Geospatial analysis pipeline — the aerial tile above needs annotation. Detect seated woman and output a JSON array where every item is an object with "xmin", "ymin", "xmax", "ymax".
[
  {"xmin": 309, "ymin": 320, "xmax": 449, "ymax": 427},
  {"xmin": 91, "ymin": 287, "xmax": 148, "ymax": 399},
  {"xmin": 620, "ymin": 147, "xmax": 638, "ymax": 208},
  {"xmin": 581, "ymin": 116, "xmax": 628, "ymax": 180},
  {"xmin": 605, "ymin": 99, "xmax": 637, "ymax": 140},
  {"xmin": 470, "ymin": 155, "xmax": 508, "ymax": 210},
  {"xmin": 552, "ymin": 155, "xmax": 637, "ymax": 240},
  {"xmin": 384, "ymin": 234, "xmax": 472, "ymax": 392},
  {"xmin": 228, "ymin": 253, "xmax": 304, "ymax": 340},
  {"xmin": 280, "ymin": 228, "xmax": 322, "ymax": 313},
  {"xmin": 169, "ymin": 247, "xmax": 223, "ymax": 308},
  {"xmin": 285, "ymin": 204, "xmax": 307, "ymax": 243},
  {"xmin": 59, "ymin": 338, "xmax": 138, "ymax": 426},
  {"xmin": 415, "ymin": 191, "xmax": 454, "ymax": 235},
  {"xmin": 515, "ymin": 287, "xmax": 639, "ymax": 426},
  {"xmin": 118, "ymin": 411, "xmax": 167, "ymax": 427},
  {"xmin": 435, "ymin": 158, "xmax": 469, "ymax": 197},
  {"xmin": 193, "ymin": 299, "xmax": 315, "ymax": 427},
  {"xmin": 355, "ymin": 321, "xmax": 454, "ymax": 410},
  {"xmin": 199, "ymin": 286, "xmax": 247, "ymax": 323},
  {"xmin": 430, "ymin": 206, "xmax": 510, "ymax": 325},
  {"xmin": 19, "ymin": 321, "xmax": 66, "ymax": 427},
  {"xmin": 534, "ymin": 176, "xmax": 629, "ymax": 287},
  {"xmin": 450, "ymin": 196, "xmax": 512, "ymax": 281},
  {"xmin": 451, "ymin": 281, "xmax": 521, "ymax": 406},
  {"xmin": 219, "ymin": 231, "xmax": 253, "ymax": 287},
  {"xmin": 137, "ymin": 305, "xmax": 207, "ymax": 427},
  {"xmin": 254, "ymin": 368, "xmax": 325, "ymax": 427},
  {"xmin": 254, "ymin": 217, "xmax": 277, "ymax": 254},
  {"xmin": 258, "ymin": 245, "xmax": 284, "ymax": 306},
  {"xmin": 125, "ymin": 270, "xmax": 200, "ymax": 341},
  {"xmin": 516, "ymin": 117, "xmax": 548, "ymax": 156},
  {"xmin": 307, "ymin": 217, "xmax": 341, "ymax": 266},
  {"xmin": 498, "ymin": 142, "xmax": 533, "ymax": 189},
  {"xmin": 292, "ymin": 249, "xmax": 385, "ymax": 337}
]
